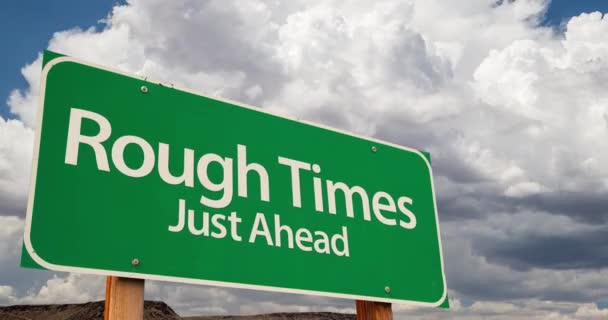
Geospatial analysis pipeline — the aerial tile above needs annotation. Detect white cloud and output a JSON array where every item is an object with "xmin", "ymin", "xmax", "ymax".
[
  {"xmin": 470, "ymin": 301, "xmax": 519, "ymax": 313},
  {"xmin": 574, "ymin": 303, "xmax": 608, "ymax": 320},
  {"xmin": 0, "ymin": 285, "xmax": 16, "ymax": 305},
  {"xmin": 6, "ymin": 58, "xmax": 42, "ymax": 127},
  {"xmin": 17, "ymin": 273, "xmax": 104, "ymax": 305},
  {"xmin": 471, "ymin": 12, "xmax": 608, "ymax": 194},
  {"xmin": 0, "ymin": 216, "xmax": 24, "ymax": 262},
  {"xmin": 0, "ymin": 118, "xmax": 34, "ymax": 216}
]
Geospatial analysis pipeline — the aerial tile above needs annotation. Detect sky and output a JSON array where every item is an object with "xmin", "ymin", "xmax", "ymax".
[
  {"xmin": 1, "ymin": 0, "xmax": 608, "ymax": 319},
  {"xmin": 0, "ymin": 0, "xmax": 119, "ymax": 119}
]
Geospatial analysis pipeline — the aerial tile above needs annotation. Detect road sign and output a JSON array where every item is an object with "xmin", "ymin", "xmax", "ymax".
[{"xmin": 23, "ymin": 51, "xmax": 447, "ymax": 306}]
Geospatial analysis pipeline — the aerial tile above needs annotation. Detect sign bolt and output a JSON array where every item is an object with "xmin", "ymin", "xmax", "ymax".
[
  {"xmin": 131, "ymin": 258, "xmax": 140, "ymax": 267},
  {"xmin": 384, "ymin": 286, "xmax": 390, "ymax": 294},
  {"xmin": 140, "ymin": 85, "xmax": 148, "ymax": 93},
  {"xmin": 371, "ymin": 146, "xmax": 377, "ymax": 153}
]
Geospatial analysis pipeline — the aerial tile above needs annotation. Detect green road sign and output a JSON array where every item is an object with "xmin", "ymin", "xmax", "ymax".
[{"xmin": 23, "ymin": 51, "xmax": 447, "ymax": 306}]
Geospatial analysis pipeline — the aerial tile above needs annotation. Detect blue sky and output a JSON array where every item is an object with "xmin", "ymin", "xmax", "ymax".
[
  {"xmin": 543, "ymin": 0, "xmax": 608, "ymax": 25},
  {"xmin": 1, "ymin": 1, "xmax": 607, "ymax": 120},
  {"xmin": 0, "ymin": 1, "xmax": 117, "ymax": 119}
]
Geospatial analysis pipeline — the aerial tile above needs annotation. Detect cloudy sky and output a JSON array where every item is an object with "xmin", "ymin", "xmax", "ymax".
[{"xmin": 2, "ymin": 0, "xmax": 608, "ymax": 319}]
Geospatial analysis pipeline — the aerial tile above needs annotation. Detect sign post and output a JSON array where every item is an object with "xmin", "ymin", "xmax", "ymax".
[
  {"xmin": 104, "ymin": 276, "xmax": 111, "ymax": 320},
  {"xmin": 105, "ymin": 276, "xmax": 144, "ymax": 320},
  {"xmin": 24, "ymin": 51, "xmax": 448, "ymax": 309},
  {"xmin": 356, "ymin": 300, "xmax": 392, "ymax": 320}
]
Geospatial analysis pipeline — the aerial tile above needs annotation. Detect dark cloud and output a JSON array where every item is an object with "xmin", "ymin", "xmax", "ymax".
[
  {"xmin": 440, "ymin": 190, "xmax": 608, "ymax": 224},
  {"xmin": 519, "ymin": 191, "xmax": 608, "ymax": 224},
  {"xmin": 374, "ymin": 115, "xmax": 491, "ymax": 185},
  {"xmin": 0, "ymin": 196, "xmax": 26, "ymax": 217},
  {"xmin": 473, "ymin": 226, "xmax": 608, "ymax": 271},
  {"xmin": 437, "ymin": 194, "xmax": 505, "ymax": 221}
]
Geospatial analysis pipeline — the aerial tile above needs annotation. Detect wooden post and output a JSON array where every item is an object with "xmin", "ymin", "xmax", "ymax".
[
  {"xmin": 104, "ymin": 276, "xmax": 113, "ymax": 320},
  {"xmin": 104, "ymin": 276, "xmax": 145, "ymax": 320},
  {"xmin": 356, "ymin": 300, "xmax": 393, "ymax": 320}
]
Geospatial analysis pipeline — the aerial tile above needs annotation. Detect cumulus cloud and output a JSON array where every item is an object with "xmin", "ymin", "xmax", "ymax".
[
  {"xmin": 0, "ymin": 285, "xmax": 16, "ymax": 305},
  {"xmin": 17, "ymin": 273, "xmax": 105, "ymax": 305},
  {"xmin": 2, "ymin": 0, "xmax": 608, "ymax": 319},
  {"xmin": 442, "ymin": 212, "xmax": 608, "ymax": 303},
  {"xmin": 574, "ymin": 303, "xmax": 608, "ymax": 320},
  {"xmin": 6, "ymin": 58, "xmax": 42, "ymax": 127},
  {"xmin": 0, "ymin": 119, "xmax": 34, "ymax": 216},
  {"xmin": 0, "ymin": 217, "xmax": 24, "ymax": 262}
]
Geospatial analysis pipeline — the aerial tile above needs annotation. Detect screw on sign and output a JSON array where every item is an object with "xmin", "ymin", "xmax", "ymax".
[{"xmin": 23, "ymin": 51, "xmax": 448, "ymax": 320}]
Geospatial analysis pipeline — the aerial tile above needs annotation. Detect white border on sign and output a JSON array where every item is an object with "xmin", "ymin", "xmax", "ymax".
[{"xmin": 24, "ymin": 55, "xmax": 448, "ymax": 307}]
